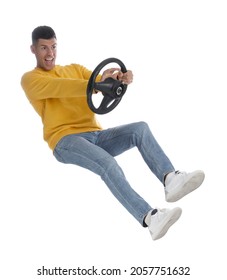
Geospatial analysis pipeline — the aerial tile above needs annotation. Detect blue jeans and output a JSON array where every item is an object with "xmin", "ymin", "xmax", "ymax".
[{"xmin": 53, "ymin": 122, "xmax": 175, "ymax": 226}]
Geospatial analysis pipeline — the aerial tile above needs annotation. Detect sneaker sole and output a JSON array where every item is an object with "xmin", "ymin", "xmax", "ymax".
[
  {"xmin": 166, "ymin": 171, "xmax": 205, "ymax": 203},
  {"xmin": 152, "ymin": 208, "xmax": 182, "ymax": 240}
]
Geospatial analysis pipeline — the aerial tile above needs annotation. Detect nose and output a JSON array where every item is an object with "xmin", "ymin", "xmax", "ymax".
[{"xmin": 47, "ymin": 47, "xmax": 54, "ymax": 56}]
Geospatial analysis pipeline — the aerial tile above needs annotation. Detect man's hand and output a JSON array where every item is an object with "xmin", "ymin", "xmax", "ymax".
[
  {"xmin": 117, "ymin": 70, "xmax": 133, "ymax": 85},
  {"xmin": 101, "ymin": 68, "xmax": 133, "ymax": 85}
]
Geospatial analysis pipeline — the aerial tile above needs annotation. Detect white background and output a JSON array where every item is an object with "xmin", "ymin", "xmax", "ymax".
[{"xmin": 1, "ymin": 0, "xmax": 226, "ymax": 279}]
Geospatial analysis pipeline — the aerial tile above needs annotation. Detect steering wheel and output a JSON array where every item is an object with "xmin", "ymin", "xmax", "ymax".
[{"xmin": 87, "ymin": 58, "xmax": 128, "ymax": 114}]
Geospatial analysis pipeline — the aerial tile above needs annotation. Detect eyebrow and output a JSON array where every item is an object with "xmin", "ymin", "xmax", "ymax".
[{"xmin": 40, "ymin": 43, "xmax": 57, "ymax": 47}]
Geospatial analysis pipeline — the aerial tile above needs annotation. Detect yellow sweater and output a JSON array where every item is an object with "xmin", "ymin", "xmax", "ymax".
[{"xmin": 21, "ymin": 64, "xmax": 102, "ymax": 150}]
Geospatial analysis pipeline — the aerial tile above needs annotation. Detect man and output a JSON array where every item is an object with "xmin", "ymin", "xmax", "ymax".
[{"xmin": 21, "ymin": 26, "xmax": 205, "ymax": 241}]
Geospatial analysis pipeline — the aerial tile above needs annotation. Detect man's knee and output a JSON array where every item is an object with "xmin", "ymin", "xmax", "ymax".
[
  {"xmin": 132, "ymin": 121, "xmax": 150, "ymax": 136},
  {"xmin": 137, "ymin": 121, "xmax": 149, "ymax": 131}
]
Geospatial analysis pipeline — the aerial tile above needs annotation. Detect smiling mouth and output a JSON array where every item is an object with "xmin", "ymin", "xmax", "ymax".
[{"xmin": 45, "ymin": 58, "xmax": 54, "ymax": 65}]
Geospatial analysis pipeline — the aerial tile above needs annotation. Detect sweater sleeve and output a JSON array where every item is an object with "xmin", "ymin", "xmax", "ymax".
[
  {"xmin": 21, "ymin": 71, "xmax": 88, "ymax": 102},
  {"xmin": 21, "ymin": 64, "xmax": 102, "ymax": 102}
]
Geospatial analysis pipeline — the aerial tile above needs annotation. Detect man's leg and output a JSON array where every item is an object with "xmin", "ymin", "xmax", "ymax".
[
  {"xmin": 96, "ymin": 121, "xmax": 175, "ymax": 183},
  {"xmin": 96, "ymin": 121, "xmax": 205, "ymax": 202},
  {"xmin": 53, "ymin": 133, "xmax": 153, "ymax": 226}
]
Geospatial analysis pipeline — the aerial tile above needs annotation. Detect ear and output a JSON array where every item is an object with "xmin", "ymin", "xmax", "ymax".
[{"xmin": 30, "ymin": 45, "xmax": 35, "ymax": 54}]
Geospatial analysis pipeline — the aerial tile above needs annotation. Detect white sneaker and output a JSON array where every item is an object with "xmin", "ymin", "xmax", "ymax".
[
  {"xmin": 147, "ymin": 207, "xmax": 182, "ymax": 240},
  {"xmin": 165, "ymin": 170, "xmax": 205, "ymax": 202}
]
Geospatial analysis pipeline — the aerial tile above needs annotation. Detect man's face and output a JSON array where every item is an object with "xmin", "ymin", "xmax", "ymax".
[{"xmin": 31, "ymin": 38, "xmax": 57, "ymax": 71}]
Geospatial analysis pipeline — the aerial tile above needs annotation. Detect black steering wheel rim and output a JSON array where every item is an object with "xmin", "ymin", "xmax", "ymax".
[{"xmin": 87, "ymin": 57, "xmax": 128, "ymax": 114}]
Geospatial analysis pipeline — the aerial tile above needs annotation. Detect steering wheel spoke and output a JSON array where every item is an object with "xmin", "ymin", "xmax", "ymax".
[{"xmin": 99, "ymin": 94, "xmax": 119, "ymax": 111}]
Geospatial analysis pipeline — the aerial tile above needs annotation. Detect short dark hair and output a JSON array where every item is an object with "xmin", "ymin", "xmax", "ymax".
[{"xmin": 32, "ymin": 26, "xmax": 56, "ymax": 44}]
